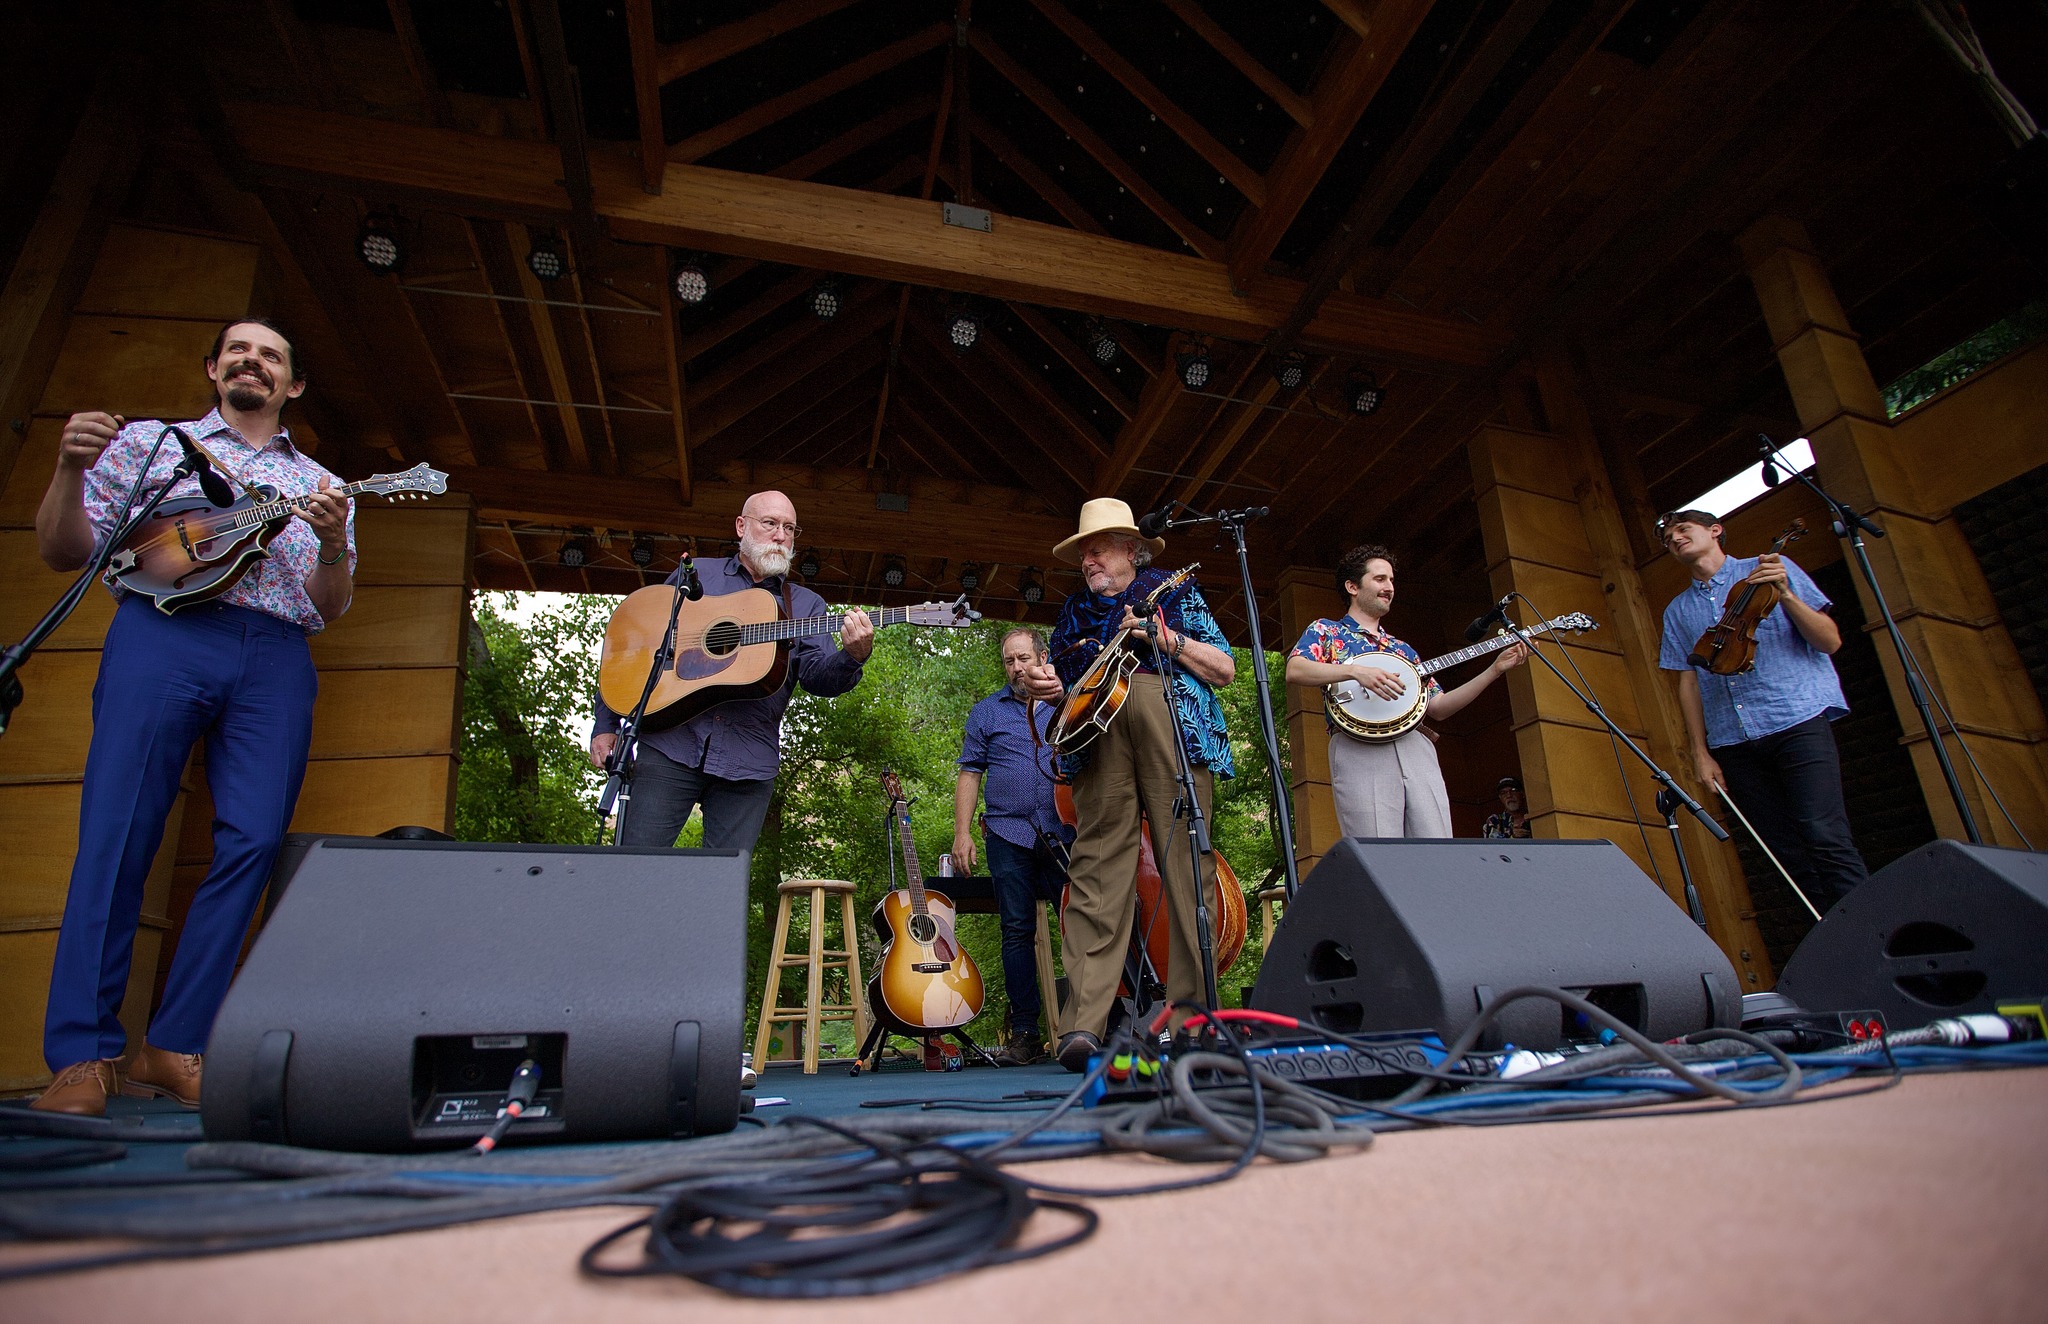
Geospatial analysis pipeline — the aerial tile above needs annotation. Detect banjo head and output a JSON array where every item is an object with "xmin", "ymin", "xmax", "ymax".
[{"xmin": 1326, "ymin": 654, "xmax": 1427, "ymax": 742}]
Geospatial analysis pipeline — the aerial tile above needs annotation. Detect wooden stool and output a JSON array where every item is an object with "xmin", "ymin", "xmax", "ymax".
[
  {"xmin": 754, "ymin": 878, "xmax": 869, "ymax": 1074},
  {"xmin": 1255, "ymin": 883, "xmax": 1289, "ymax": 951}
]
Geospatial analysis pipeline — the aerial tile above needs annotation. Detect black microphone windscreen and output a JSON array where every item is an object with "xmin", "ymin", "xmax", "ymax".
[
  {"xmin": 1761, "ymin": 459, "xmax": 1780, "ymax": 488},
  {"xmin": 1136, "ymin": 507, "xmax": 1172, "ymax": 539},
  {"xmin": 1464, "ymin": 612, "xmax": 1498, "ymax": 644}
]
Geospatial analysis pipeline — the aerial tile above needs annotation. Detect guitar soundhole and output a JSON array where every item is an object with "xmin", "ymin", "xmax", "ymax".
[
  {"xmin": 908, "ymin": 914, "xmax": 937, "ymax": 945},
  {"xmin": 703, "ymin": 619, "xmax": 742, "ymax": 657}
]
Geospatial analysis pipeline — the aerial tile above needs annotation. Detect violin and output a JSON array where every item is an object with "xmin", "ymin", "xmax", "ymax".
[
  {"xmin": 1053, "ymin": 782, "xmax": 1248, "ymax": 993},
  {"xmin": 1685, "ymin": 519, "xmax": 1808, "ymax": 676}
]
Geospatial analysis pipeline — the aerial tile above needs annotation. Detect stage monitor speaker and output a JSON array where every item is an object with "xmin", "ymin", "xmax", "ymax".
[
  {"xmin": 1249, "ymin": 838, "xmax": 1741, "ymax": 1050},
  {"xmin": 1777, "ymin": 840, "xmax": 2048, "ymax": 1027},
  {"xmin": 204, "ymin": 839, "xmax": 749, "ymax": 1152}
]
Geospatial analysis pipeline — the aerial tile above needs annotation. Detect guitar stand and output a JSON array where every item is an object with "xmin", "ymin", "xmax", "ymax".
[{"xmin": 850, "ymin": 1011, "xmax": 1003, "ymax": 1075}]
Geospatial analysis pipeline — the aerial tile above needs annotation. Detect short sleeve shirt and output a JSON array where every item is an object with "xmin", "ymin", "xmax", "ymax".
[
  {"xmin": 1658, "ymin": 554, "xmax": 1847, "ymax": 748},
  {"xmin": 1289, "ymin": 615, "xmax": 1441, "ymax": 732}
]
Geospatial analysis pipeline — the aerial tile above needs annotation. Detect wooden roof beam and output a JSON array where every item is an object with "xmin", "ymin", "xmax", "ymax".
[
  {"xmin": 769, "ymin": 95, "xmax": 936, "ymax": 181},
  {"xmin": 968, "ymin": 114, "xmax": 1107, "ymax": 235},
  {"xmin": 689, "ymin": 294, "xmax": 893, "ymax": 443},
  {"xmin": 893, "ymin": 370, "xmax": 1065, "ymax": 501},
  {"xmin": 676, "ymin": 267, "xmax": 820, "ymax": 366},
  {"xmin": 1159, "ymin": 0, "xmax": 1312, "ymax": 128},
  {"xmin": 625, "ymin": 0, "xmax": 666, "ymax": 193},
  {"xmin": 955, "ymin": 313, "xmax": 1109, "ymax": 459},
  {"xmin": 386, "ymin": 0, "xmax": 454, "ymax": 128},
  {"xmin": 1005, "ymin": 302, "xmax": 1134, "ymax": 421},
  {"xmin": 220, "ymin": 103, "xmax": 1507, "ymax": 367},
  {"xmin": 967, "ymin": 29, "xmax": 1222, "ymax": 260},
  {"xmin": 1095, "ymin": 346, "xmax": 1186, "ymax": 496},
  {"xmin": 695, "ymin": 339, "xmax": 884, "ymax": 468},
  {"xmin": 1226, "ymin": 0, "xmax": 1438, "ymax": 292},
  {"xmin": 657, "ymin": 0, "xmax": 865, "ymax": 85},
  {"xmin": 668, "ymin": 23, "xmax": 949, "ymax": 164},
  {"xmin": 1024, "ymin": 0, "xmax": 1265, "ymax": 205}
]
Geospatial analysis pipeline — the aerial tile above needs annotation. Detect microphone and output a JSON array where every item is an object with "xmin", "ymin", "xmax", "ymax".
[
  {"xmin": 1135, "ymin": 504, "xmax": 1175, "ymax": 540},
  {"xmin": 1464, "ymin": 595, "xmax": 1512, "ymax": 644},
  {"xmin": 166, "ymin": 426, "xmax": 237, "ymax": 507},
  {"xmin": 678, "ymin": 551, "xmax": 704, "ymax": 601},
  {"xmin": 1758, "ymin": 436, "xmax": 1780, "ymax": 489}
]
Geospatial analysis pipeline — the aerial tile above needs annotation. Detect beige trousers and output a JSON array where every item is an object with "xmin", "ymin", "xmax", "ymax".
[
  {"xmin": 1062, "ymin": 674, "xmax": 1216, "ymax": 1037},
  {"xmin": 1328, "ymin": 726, "xmax": 1452, "ymax": 838}
]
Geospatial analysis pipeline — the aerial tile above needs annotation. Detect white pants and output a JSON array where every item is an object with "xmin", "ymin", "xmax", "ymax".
[{"xmin": 1328, "ymin": 727, "xmax": 1452, "ymax": 838}]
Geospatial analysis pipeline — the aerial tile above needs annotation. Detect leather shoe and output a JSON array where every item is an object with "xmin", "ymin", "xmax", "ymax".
[
  {"xmin": 123, "ymin": 1042, "xmax": 203, "ymax": 1108},
  {"xmin": 1055, "ymin": 1031, "xmax": 1102, "ymax": 1074},
  {"xmin": 31, "ymin": 1059, "xmax": 123, "ymax": 1116},
  {"xmin": 990, "ymin": 1033, "xmax": 1045, "ymax": 1067}
]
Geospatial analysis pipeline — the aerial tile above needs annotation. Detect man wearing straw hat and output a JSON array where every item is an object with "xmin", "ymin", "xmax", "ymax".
[{"xmin": 1018, "ymin": 499, "xmax": 1237, "ymax": 1072}]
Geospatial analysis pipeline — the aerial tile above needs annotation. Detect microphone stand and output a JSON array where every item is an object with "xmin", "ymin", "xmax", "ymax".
[
  {"xmin": 597, "ymin": 555, "xmax": 699, "ymax": 844},
  {"xmin": 1146, "ymin": 502, "xmax": 1300, "ymax": 900},
  {"xmin": 1499, "ymin": 606, "xmax": 1728, "ymax": 931},
  {"xmin": 0, "ymin": 439, "xmax": 219, "ymax": 738},
  {"xmin": 1136, "ymin": 598, "xmax": 1223, "ymax": 1013},
  {"xmin": 1757, "ymin": 437, "xmax": 1982, "ymax": 843}
]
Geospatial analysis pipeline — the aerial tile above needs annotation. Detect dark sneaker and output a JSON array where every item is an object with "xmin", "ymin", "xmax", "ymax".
[
  {"xmin": 990, "ymin": 1033, "xmax": 1045, "ymax": 1066},
  {"xmin": 1055, "ymin": 1031, "xmax": 1103, "ymax": 1073}
]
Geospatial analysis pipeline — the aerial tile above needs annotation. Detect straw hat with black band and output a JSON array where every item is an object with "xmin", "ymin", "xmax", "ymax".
[{"xmin": 1053, "ymin": 498, "xmax": 1166, "ymax": 564}]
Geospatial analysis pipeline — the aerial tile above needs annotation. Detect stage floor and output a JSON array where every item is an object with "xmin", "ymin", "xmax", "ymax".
[{"xmin": 4, "ymin": 1060, "xmax": 2046, "ymax": 1322}]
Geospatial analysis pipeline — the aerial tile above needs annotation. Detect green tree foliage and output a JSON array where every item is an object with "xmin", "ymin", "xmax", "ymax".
[
  {"xmin": 456, "ymin": 592, "xmax": 615, "ymax": 845},
  {"xmin": 1884, "ymin": 297, "xmax": 2048, "ymax": 417}
]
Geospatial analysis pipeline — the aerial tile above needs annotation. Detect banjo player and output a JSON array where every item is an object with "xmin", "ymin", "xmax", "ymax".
[{"xmin": 1285, "ymin": 544, "xmax": 1526, "ymax": 839}]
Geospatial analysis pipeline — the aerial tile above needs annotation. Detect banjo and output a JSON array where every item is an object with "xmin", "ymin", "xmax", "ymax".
[{"xmin": 1324, "ymin": 613, "xmax": 1598, "ymax": 743}]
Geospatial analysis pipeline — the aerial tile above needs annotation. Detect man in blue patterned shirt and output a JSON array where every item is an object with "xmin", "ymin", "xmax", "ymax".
[
  {"xmin": 1286, "ymin": 544, "xmax": 1523, "ymax": 838},
  {"xmin": 1657, "ymin": 509, "xmax": 1866, "ymax": 909},
  {"xmin": 953, "ymin": 626, "xmax": 1072, "ymax": 1065},
  {"xmin": 1020, "ymin": 499, "xmax": 1236, "ymax": 1071}
]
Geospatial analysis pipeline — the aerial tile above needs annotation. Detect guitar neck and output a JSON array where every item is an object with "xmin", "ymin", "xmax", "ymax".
[
  {"xmin": 894, "ymin": 805, "xmax": 928, "ymax": 914},
  {"xmin": 742, "ymin": 603, "xmax": 917, "ymax": 646},
  {"xmin": 1418, "ymin": 620, "xmax": 1555, "ymax": 676}
]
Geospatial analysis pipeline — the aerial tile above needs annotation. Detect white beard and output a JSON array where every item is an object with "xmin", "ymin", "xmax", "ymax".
[{"xmin": 740, "ymin": 534, "xmax": 791, "ymax": 580}]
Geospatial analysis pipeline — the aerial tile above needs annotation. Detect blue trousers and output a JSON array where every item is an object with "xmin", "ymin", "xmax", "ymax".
[
  {"xmin": 45, "ymin": 596, "xmax": 316, "ymax": 1067},
  {"xmin": 983, "ymin": 832, "xmax": 1068, "ymax": 1037}
]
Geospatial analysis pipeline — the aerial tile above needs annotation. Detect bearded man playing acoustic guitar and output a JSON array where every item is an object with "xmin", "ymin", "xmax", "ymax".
[
  {"xmin": 30, "ymin": 318, "xmax": 354, "ymax": 1116},
  {"xmin": 1284, "ymin": 544, "xmax": 1524, "ymax": 839},
  {"xmin": 588, "ymin": 490, "xmax": 874, "ymax": 851},
  {"xmin": 1019, "ymin": 499, "xmax": 1235, "ymax": 1072}
]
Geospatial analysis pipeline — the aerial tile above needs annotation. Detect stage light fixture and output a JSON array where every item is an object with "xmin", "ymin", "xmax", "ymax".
[
  {"xmin": 809, "ymin": 279, "xmax": 842, "ymax": 320},
  {"xmin": 630, "ymin": 535, "xmax": 656, "ymax": 568},
  {"xmin": 881, "ymin": 556, "xmax": 907, "ymax": 588},
  {"xmin": 356, "ymin": 219, "xmax": 403, "ymax": 274},
  {"xmin": 558, "ymin": 534, "xmax": 590, "ymax": 569},
  {"xmin": 526, "ymin": 233, "xmax": 566, "ymax": 282},
  {"xmin": 1272, "ymin": 352, "xmax": 1308, "ymax": 391},
  {"xmin": 1019, "ymin": 568, "xmax": 1044, "ymax": 605},
  {"xmin": 959, "ymin": 563, "xmax": 981, "ymax": 592},
  {"xmin": 1176, "ymin": 343, "xmax": 1212, "ymax": 390},
  {"xmin": 672, "ymin": 256, "xmax": 710, "ymax": 305},
  {"xmin": 1348, "ymin": 370, "xmax": 1383, "ymax": 416},
  {"xmin": 798, "ymin": 547, "xmax": 822, "ymax": 579},
  {"xmin": 1086, "ymin": 317, "xmax": 1119, "ymax": 364},
  {"xmin": 947, "ymin": 307, "xmax": 982, "ymax": 352}
]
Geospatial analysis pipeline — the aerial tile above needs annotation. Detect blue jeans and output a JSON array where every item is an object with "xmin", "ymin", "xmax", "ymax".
[
  {"xmin": 617, "ymin": 743, "xmax": 775, "ymax": 851},
  {"xmin": 47, "ymin": 597, "xmax": 316, "ymax": 1067},
  {"xmin": 983, "ymin": 832, "xmax": 1067, "ymax": 1037}
]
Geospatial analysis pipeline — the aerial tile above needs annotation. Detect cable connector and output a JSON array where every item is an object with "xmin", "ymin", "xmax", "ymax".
[
  {"xmin": 472, "ymin": 1059, "xmax": 540, "ymax": 1155},
  {"xmin": 1924, "ymin": 1014, "xmax": 2044, "ymax": 1047}
]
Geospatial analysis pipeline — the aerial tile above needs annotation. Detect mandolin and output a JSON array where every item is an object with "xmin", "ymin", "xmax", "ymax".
[
  {"xmin": 1324, "ymin": 612, "xmax": 1599, "ymax": 743},
  {"xmin": 597, "ymin": 586, "xmax": 979, "ymax": 730},
  {"xmin": 104, "ymin": 463, "xmax": 448, "ymax": 614},
  {"xmin": 1686, "ymin": 520, "xmax": 1809, "ymax": 675},
  {"xmin": 868, "ymin": 769, "xmax": 985, "ymax": 1033},
  {"xmin": 1045, "ymin": 564, "xmax": 1199, "ymax": 757}
]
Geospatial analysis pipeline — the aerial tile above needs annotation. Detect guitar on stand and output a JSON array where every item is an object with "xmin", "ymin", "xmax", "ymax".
[{"xmin": 853, "ymin": 770, "xmax": 994, "ymax": 1074}]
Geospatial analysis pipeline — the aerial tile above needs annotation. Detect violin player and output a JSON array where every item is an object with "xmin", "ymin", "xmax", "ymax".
[
  {"xmin": 1019, "ymin": 499, "xmax": 1235, "ymax": 1071},
  {"xmin": 1656, "ymin": 508, "xmax": 1868, "ymax": 910}
]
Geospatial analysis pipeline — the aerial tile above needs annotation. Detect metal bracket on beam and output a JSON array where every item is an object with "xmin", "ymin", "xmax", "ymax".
[{"xmin": 941, "ymin": 203, "xmax": 993, "ymax": 233}]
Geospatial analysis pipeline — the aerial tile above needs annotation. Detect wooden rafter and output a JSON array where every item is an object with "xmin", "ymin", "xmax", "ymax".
[
  {"xmin": 695, "ymin": 339, "xmax": 884, "ymax": 467},
  {"xmin": 869, "ymin": 45, "xmax": 959, "ymax": 468},
  {"xmin": 458, "ymin": 219, "xmax": 547, "ymax": 465},
  {"xmin": 667, "ymin": 23, "xmax": 949, "ymax": 164},
  {"xmin": 657, "ymin": 0, "xmax": 865, "ymax": 85},
  {"xmin": 769, "ymin": 96, "xmax": 936, "ymax": 181},
  {"xmin": 959, "ymin": 313, "xmax": 1109, "ymax": 458},
  {"xmin": 687, "ymin": 278, "xmax": 885, "ymax": 405},
  {"xmin": 559, "ymin": 231, "xmax": 623, "ymax": 474},
  {"xmin": 1025, "ymin": 0, "xmax": 1264, "ymax": 205},
  {"xmin": 1094, "ymin": 347, "xmax": 1186, "ymax": 495},
  {"xmin": 220, "ymin": 102, "xmax": 1509, "ymax": 366},
  {"xmin": 1226, "ymin": 0, "xmax": 1437, "ymax": 291},
  {"xmin": 1159, "ymin": 0, "xmax": 1312, "ymax": 128},
  {"xmin": 385, "ymin": 0, "xmax": 453, "ymax": 128},
  {"xmin": 675, "ymin": 267, "xmax": 819, "ymax": 365},
  {"xmin": 503, "ymin": 222, "xmax": 597, "ymax": 472},
  {"xmin": 656, "ymin": 261, "xmax": 693, "ymax": 502},
  {"xmin": 966, "ymin": 29, "xmax": 1222, "ymax": 260},
  {"xmin": 690, "ymin": 293, "xmax": 892, "ymax": 443},
  {"xmin": 968, "ymin": 114, "xmax": 1106, "ymax": 234},
  {"xmin": 893, "ymin": 370, "xmax": 1059, "ymax": 499},
  {"xmin": 1005, "ymin": 302, "xmax": 1133, "ymax": 421},
  {"xmin": 624, "ymin": 0, "xmax": 666, "ymax": 193}
]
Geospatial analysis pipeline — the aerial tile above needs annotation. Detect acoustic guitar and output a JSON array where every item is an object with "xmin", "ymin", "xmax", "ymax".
[
  {"xmin": 597, "ymin": 585, "xmax": 979, "ymax": 730},
  {"xmin": 868, "ymin": 769, "xmax": 985, "ymax": 1032},
  {"xmin": 1324, "ymin": 612, "xmax": 1599, "ymax": 743},
  {"xmin": 104, "ymin": 463, "xmax": 448, "ymax": 614},
  {"xmin": 1045, "ymin": 564, "xmax": 1199, "ymax": 757}
]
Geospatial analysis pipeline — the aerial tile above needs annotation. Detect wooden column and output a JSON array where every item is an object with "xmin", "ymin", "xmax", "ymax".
[
  {"xmin": 1470, "ymin": 413, "xmax": 1772, "ymax": 992},
  {"xmin": 0, "ymin": 221, "xmax": 254, "ymax": 1092},
  {"xmin": 1276, "ymin": 565, "xmax": 1344, "ymax": 879},
  {"xmin": 1738, "ymin": 217, "xmax": 2048, "ymax": 846}
]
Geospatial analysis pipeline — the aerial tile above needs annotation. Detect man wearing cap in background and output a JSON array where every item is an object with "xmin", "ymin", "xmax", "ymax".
[
  {"xmin": 1018, "ymin": 499, "xmax": 1235, "ymax": 1072},
  {"xmin": 1482, "ymin": 776, "xmax": 1532, "ymax": 839}
]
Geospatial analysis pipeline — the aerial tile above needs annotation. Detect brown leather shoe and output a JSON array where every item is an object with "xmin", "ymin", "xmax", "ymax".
[
  {"xmin": 122, "ymin": 1042, "xmax": 203, "ymax": 1108},
  {"xmin": 31, "ymin": 1060, "xmax": 123, "ymax": 1116}
]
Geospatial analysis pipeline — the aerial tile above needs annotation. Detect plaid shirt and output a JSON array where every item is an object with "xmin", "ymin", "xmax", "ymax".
[{"xmin": 82, "ymin": 410, "xmax": 355, "ymax": 632}]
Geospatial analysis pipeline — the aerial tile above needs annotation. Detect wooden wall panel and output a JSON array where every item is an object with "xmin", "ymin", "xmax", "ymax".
[
  {"xmin": 291, "ymin": 755, "xmax": 458, "ymax": 836},
  {"xmin": 351, "ymin": 505, "xmax": 471, "ymax": 586},
  {"xmin": 36, "ymin": 315, "xmax": 228, "ymax": 422},
  {"xmin": 0, "ymin": 529, "xmax": 119, "ymax": 649},
  {"xmin": 75, "ymin": 226, "xmax": 258, "ymax": 320},
  {"xmin": 1276, "ymin": 565, "xmax": 1344, "ymax": 878},
  {"xmin": 0, "ymin": 650, "xmax": 101, "ymax": 782},
  {"xmin": 308, "ymin": 668, "xmax": 463, "ymax": 760},
  {"xmin": 307, "ymin": 585, "xmax": 467, "ymax": 669}
]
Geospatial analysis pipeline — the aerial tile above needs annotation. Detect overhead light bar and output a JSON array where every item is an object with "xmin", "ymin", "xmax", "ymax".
[
  {"xmin": 881, "ymin": 556, "xmax": 907, "ymax": 588},
  {"xmin": 1272, "ymin": 353, "xmax": 1308, "ymax": 391},
  {"xmin": 526, "ymin": 232, "xmax": 566, "ymax": 282},
  {"xmin": 630, "ymin": 535, "xmax": 656, "ymax": 568},
  {"xmin": 356, "ymin": 218, "xmax": 404, "ymax": 274},
  {"xmin": 1086, "ymin": 317, "xmax": 1119, "ymax": 364},
  {"xmin": 808, "ymin": 279, "xmax": 843, "ymax": 320},
  {"xmin": 1347, "ymin": 369, "xmax": 1383, "ymax": 416},
  {"xmin": 1176, "ymin": 342, "xmax": 1212, "ymax": 390},
  {"xmin": 1019, "ymin": 568, "xmax": 1045, "ymax": 605},
  {"xmin": 958, "ymin": 563, "xmax": 981, "ymax": 592},
  {"xmin": 797, "ymin": 547, "xmax": 822, "ymax": 579},
  {"xmin": 558, "ymin": 533, "xmax": 590, "ymax": 569},
  {"xmin": 672, "ymin": 254, "xmax": 710, "ymax": 305},
  {"xmin": 947, "ymin": 307, "xmax": 982, "ymax": 352}
]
